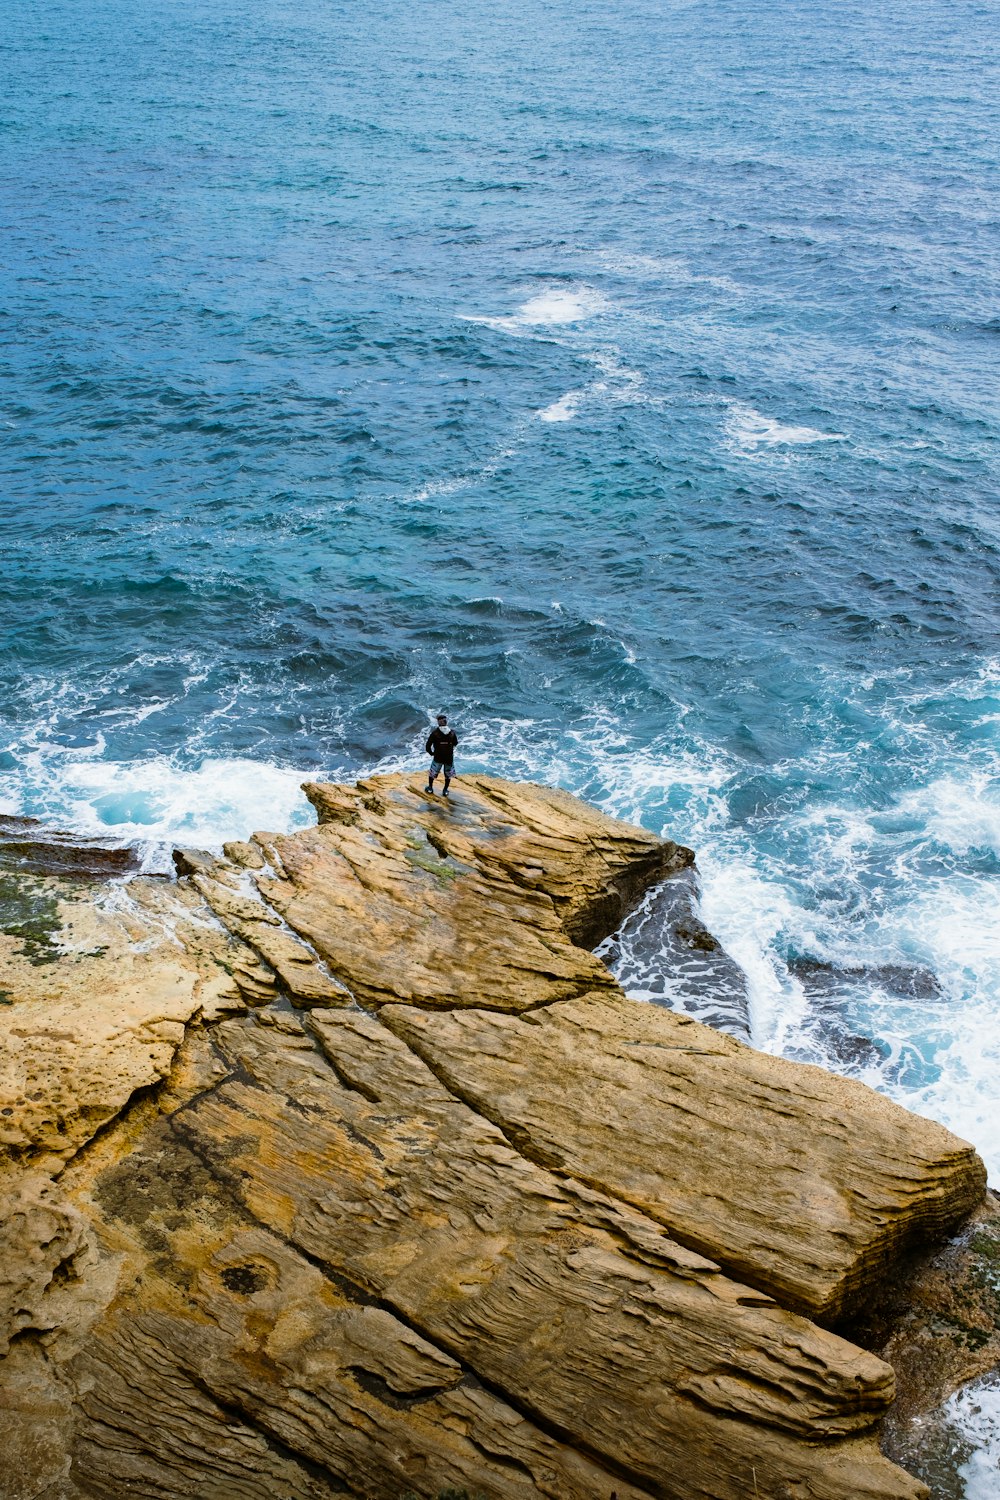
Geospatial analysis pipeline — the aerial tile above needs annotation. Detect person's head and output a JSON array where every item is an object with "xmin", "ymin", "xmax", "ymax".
[{"xmin": 436, "ymin": 713, "xmax": 448, "ymax": 726}]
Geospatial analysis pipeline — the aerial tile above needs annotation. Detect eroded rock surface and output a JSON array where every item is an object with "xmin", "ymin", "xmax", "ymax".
[
  {"xmin": 0, "ymin": 876, "xmax": 246, "ymax": 1169},
  {"xmin": 0, "ymin": 772, "xmax": 988, "ymax": 1500},
  {"xmin": 384, "ymin": 991, "xmax": 984, "ymax": 1320}
]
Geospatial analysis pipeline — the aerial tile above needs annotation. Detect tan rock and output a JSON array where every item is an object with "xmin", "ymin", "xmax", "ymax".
[
  {"xmin": 222, "ymin": 838, "xmax": 266, "ymax": 870},
  {"xmin": 47, "ymin": 1032, "xmax": 655, "ymax": 1500},
  {"xmin": 0, "ymin": 1337, "xmax": 82, "ymax": 1500},
  {"xmin": 0, "ymin": 876, "xmax": 245, "ymax": 1170},
  {"xmin": 1, "ymin": 775, "xmax": 984, "ymax": 1499},
  {"xmin": 162, "ymin": 1007, "xmax": 925, "ymax": 1499},
  {"xmin": 304, "ymin": 773, "xmax": 692, "ymax": 947},
  {"xmin": 230, "ymin": 950, "xmax": 280, "ymax": 1005},
  {"xmin": 237, "ymin": 924, "xmax": 349, "ymax": 1007},
  {"xmin": 73, "ymin": 1200, "xmax": 653, "ymax": 1500},
  {"xmin": 190, "ymin": 874, "xmax": 350, "ymax": 1008},
  {"xmin": 244, "ymin": 774, "xmax": 686, "ymax": 1011},
  {"xmin": 0, "ymin": 1176, "xmax": 87, "ymax": 1357},
  {"xmin": 384, "ymin": 991, "xmax": 985, "ymax": 1321}
]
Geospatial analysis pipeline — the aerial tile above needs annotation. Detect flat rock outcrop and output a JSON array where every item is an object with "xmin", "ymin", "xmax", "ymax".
[
  {"xmin": 384, "ymin": 991, "xmax": 982, "ymax": 1320},
  {"xmin": 0, "ymin": 815, "xmax": 140, "ymax": 879},
  {"xmin": 243, "ymin": 774, "xmax": 689, "ymax": 1013},
  {"xmin": 0, "ymin": 773, "xmax": 988, "ymax": 1500}
]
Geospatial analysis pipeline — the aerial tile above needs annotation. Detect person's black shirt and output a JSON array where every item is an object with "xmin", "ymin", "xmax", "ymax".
[{"xmin": 426, "ymin": 727, "xmax": 457, "ymax": 765}]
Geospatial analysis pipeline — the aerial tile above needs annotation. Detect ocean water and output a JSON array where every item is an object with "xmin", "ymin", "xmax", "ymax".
[{"xmin": 2, "ymin": 0, "xmax": 1000, "ymax": 1480}]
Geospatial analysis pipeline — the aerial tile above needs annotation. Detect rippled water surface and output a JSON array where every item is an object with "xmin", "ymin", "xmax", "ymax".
[{"xmin": 3, "ymin": 4, "xmax": 1000, "ymax": 1469}]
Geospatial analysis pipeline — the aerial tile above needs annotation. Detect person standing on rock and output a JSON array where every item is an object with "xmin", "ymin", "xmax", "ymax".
[{"xmin": 425, "ymin": 713, "xmax": 458, "ymax": 797}]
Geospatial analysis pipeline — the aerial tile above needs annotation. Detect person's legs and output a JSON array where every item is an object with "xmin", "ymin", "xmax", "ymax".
[
  {"xmin": 443, "ymin": 767, "xmax": 452, "ymax": 796},
  {"xmin": 427, "ymin": 759, "xmax": 440, "ymax": 793}
]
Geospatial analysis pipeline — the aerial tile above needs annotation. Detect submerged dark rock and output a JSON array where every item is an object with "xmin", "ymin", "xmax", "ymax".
[
  {"xmin": 788, "ymin": 958, "xmax": 943, "ymax": 1003},
  {"xmin": 785, "ymin": 958, "xmax": 942, "ymax": 1074},
  {"xmin": 599, "ymin": 865, "xmax": 752, "ymax": 1040},
  {"xmin": 0, "ymin": 814, "xmax": 140, "ymax": 879}
]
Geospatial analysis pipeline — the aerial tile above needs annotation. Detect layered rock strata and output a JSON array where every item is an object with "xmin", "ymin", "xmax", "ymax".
[
  {"xmin": 384, "ymin": 992, "xmax": 981, "ymax": 1320},
  {"xmin": 0, "ymin": 775, "xmax": 988, "ymax": 1500},
  {"xmin": 0, "ymin": 814, "xmax": 140, "ymax": 879}
]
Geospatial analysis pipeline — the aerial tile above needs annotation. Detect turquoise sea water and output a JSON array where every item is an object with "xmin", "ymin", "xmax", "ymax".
[{"xmin": 2, "ymin": 0, "xmax": 1000, "ymax": 1300}]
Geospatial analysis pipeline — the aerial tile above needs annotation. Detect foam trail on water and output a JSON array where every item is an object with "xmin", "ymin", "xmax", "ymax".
[
  {"xmin": 592, "ymin": 247, "xmax": 748, "ymax": 294},
  {"xmin": 536, "ymin": 351, "xmax": 651, "ymax": 424},
  {"xmin": 538, "ymin": 391, "xmax": 584, "ymax": 422},
  {"xmin": 725, "ymin": 401, "xmax": 846, "ymax": 452},
  {"xmin": 463, "ymin": 284, "xmax": 608, "ymax": 334},
  {"xmin": 397, "ymin": 429, "xmax": 526, "ymax": 503}
]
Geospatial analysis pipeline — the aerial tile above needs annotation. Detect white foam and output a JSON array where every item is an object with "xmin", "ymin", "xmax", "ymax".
[
  {"xmin": 536, "ymin": 351, "xmax": 651, "ymax": 426},
  {"xmin": 595, "ymin": 250, "xmax": 690, "ymax": 278},
  {"xmin": 864, "ymin": 875, "xmax": 1000, "ymax": 1171},
  {"xmin": 582, "ymin": 349, "xmax": 655, "ymax": 405},
  {"xmin": 398, "ymin": 429, "xmax": 526, "ymax": 505},
  {"xmin": 691, "ymin": 761, "xmax": 1000, "ymax": 1179},
  {"xmin": 725, "ymin": 402, "xmax": 846, "ymax": 452},
  {"xmin": 892, "ymin": 773, "xmax": 1000, "ymax": 858},
  {"xmin": 538, "ymin": 391, "xmax": 584, "ymax": 423},
  {"xmin": 1, "ymin": 753, "xmax": 315, "ymax": 870},
  {"xmin": 945, "ymin": 1376, "xmax": 1000, "ymax": 1499},
  {"xmin": 696, "ymin": 855, "xmax": 810, "ymax": 1049},
  {"xmin": 514, "ymin": 287, "xmax": 607, "ymax": 326},
  {"xmin": 463, "ymin": 285, "xmax": 607, "ymax": 335},
  {"xmin": 407, "ymin": 474, "xmax": 470, "ymax": 503}
]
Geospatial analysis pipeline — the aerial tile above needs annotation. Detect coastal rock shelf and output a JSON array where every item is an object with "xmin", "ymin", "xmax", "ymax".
[
  {"xmin": 0, "ymin": 775, "xmax": 988, "ymax": 1500},
  {"xmin": 385, "ymin": 993, "xmax": 982, "ymax": 1321}
]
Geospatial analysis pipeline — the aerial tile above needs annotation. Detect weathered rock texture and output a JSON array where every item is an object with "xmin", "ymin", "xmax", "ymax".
[
  {"xmin": 0, "ymin": 773, "xmax": 988, "ymax": 1500},
  {"xmin": 384, "ymin": 992, "xmax": 983, "ymax": 1320},
  {"xmin": 844, "ymin": 1191, "xmax": 1000, "ymax": 1495}
]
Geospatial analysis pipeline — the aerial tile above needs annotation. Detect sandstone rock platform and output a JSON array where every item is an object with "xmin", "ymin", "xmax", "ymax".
[{"xmin": 0, "ymin": 774, "xmax": 988, "ymax": 1499}]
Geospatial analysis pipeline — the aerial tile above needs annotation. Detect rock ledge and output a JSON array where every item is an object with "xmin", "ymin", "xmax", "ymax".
[{"xmin": 0, "ymin": 774, "xmax": 987, "ymax": 1500}]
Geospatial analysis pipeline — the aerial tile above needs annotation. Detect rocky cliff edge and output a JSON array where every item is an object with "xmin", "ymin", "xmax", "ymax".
[{"xmin": 0, "ymin": 774, "xmax": 989, "ymax": 1500}]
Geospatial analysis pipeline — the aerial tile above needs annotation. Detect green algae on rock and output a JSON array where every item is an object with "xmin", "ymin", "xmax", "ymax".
[{"xmin": 0, "ymin": 873, "xmax": 65, "ymax": 966}]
